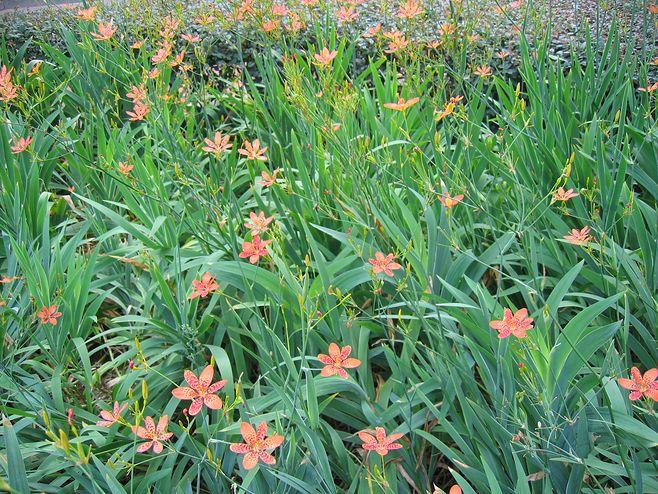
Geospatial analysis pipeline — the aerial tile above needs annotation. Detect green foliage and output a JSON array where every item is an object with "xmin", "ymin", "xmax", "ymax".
[{"xmin": 0, "ymin": 6, "xmax": 657, "ymax": 494}]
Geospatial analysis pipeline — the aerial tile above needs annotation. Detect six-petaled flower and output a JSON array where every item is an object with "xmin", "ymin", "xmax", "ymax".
[
  {"xmin": 91, "ymin": 22, "xmax": 117, "ymax": 41},
  {"xmin": 189, "ymin": 272, "xmax": 219, "ymax": 300},
  {"xmin": 437, "ymin": 192, "xmax": 464, "ymax": 208},
  {"xmin": 97, "ymin": 401, "xmax": 127, "ymax": 427},
  {"xmin": 314, "ymin": 48, "xmax": 338, "ymax": 66},
  {"xmin": 134, "ymin": 415, "xmax": 173, "ymax": 453},
  {"xmin": 358, "ymin": 427, "xmax": 404, "ymax": 456},
  {"xmin": 172, "ymin": 365, "xmax": 227, "ymax": 415},
  {"xmin": 489, "ymin": 308, "xmax": 534, "ymax": 339},
  {"xmin": 384, "ymin": 97, "xmax": 420, "ymax": 111},
  {"xmin": 368, "ymin": 252, "xmax": 402, "ymax": 277},
  {"xmin": 618, "ymin": 367, "xmax": 658, "ymax": 401},
  {"xmin": 230, "ymin": 422, "xmax": 284, "ymax": 469},
  {"xmin": 317, "ymin": 343, "xmax": 361, "ymax": 378},
  {"xmin": 239, "ymin": 235, "xmax": 271, "ymax": 264},
  {"xmin": 238, "ymin": 139, "xmax": 268, "ymax": 161},
  {"xmin": 10, "ymin": 136, "xmax": 32, "ymax": 154},
  {"xmin": 244, "ymin": 211, "xmax": 274, "ymax": 235},
  {"xmin": 563, "ymin": 226, "xmax": 591, "ymax": 246},
  {"xmin": 258, "ymin": 169, "xmax": 280, "ymax": 187},
  {"xmin": 37, "ymin": 305, "xmax": 62, "ymax": 325},
  {"xmin": 203, "ymin": 132, "xmax": 232, "ymax": 156},
  {"xmin": 553, "ymin": 187, "xmax": 578, "ymax": 202}
]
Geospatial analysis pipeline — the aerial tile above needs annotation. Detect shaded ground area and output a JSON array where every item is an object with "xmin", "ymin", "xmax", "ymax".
[{"xmin": 0, "ymin": 0, "xmax": 77, "ymax": 11}]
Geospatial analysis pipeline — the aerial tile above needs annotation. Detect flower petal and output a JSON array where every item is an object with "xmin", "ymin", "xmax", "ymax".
[
  {"xmin": 320, "ymin": 365, "xmax": 336, "ymax": 377},
  {"xmin": 264, "ymin": 434, "xmax": 284, "ymax": 449},
  {"xmin": 617, "ymin": 378, "xmax": 638, "ymax": 391},
  {"xmin": 644, "ymin": 368, "xmax": 658, "ymax": 383},
  {"xmin": 152, "ymin": 440, "xmax": 164, "ymax": 454},
  {"xmin": 156, "ymin": 415, "xmax": 169, "ymax": 433},
  {"xmin": 199, "ymin": 365, "xmax": 214, "ymax": 388},
  {"xmin": 259, "ymin": 451, "xmax": 276, "ymax": 465},
  {"xmin": 230, "ymin": 443, "xmax": 252, "ymax": 454},
  {"xmin": 328, "ymin": 343, "xmax": 340, "ymax": 359},
  {"xmin": 342, "ymin": 358, "xmax": 361, "ymax": 369},
  {"xmin": 256, "ymin": 422, "xmax": 268, "ymax": 440},
  {"xmin": 136, "ymin": 441, "xmax": 153, "ymax": 453},
  {"xmin": 358, "ymin": 431, "xmax": 376, "ymax": 444},
  {"xmin": 184, "ymin": 370, "xmax": 200, "ymax": 388},
  {"xmin": 243, "ymin": 452, "xmax": 259, "ymax": 470},
  {"xmin": 339, "ymin": 345, "xmax": 352, "ymax": 360},
  {"xmin": 172, "ymin": 386, "xmax": 198, "ymax": 400},
  {"xmin": 208, "ymin": 379, "xmax": 227, "ymax": 393},
  {"xmin": 240, "ymin": 422, "xmax": 257, "ymax": 444},
  {"xmin": 188, "ymin": 398, "xmax": 204, "ymax": 416},
  {"xmin": 204, "ymin": 393, "xmax": 223, "ymax": 410}
]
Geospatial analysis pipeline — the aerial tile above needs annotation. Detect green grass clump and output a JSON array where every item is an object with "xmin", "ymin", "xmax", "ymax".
[{"xmin": 0, "ymin": 4, "xmax": 657, "ymax": 493}]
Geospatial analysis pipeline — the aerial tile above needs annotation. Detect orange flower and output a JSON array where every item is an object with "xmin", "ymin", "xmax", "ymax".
[
  {"xmin": 134, "ymin": 415, "xmax": 173, "ymax": 453},
  {"xmin": 496, "ymin": 50, "xmax": 511, "ymax": 59},
  {"xmin": 258, "ymin": 169, "xmax": 280, "ymax": 187},
  {"xmin": 126, "ymin": 84, "xmax": 147, "ymax": 103},
  {"xmin": 75, "ymin": 5, "xmax": 98, "ymax": 21},
  {"xmin": 449, "ymin": 486, "xmax": 463, "ymax": 494},
  {"xmin": 239, "ymin": 236, "xmax": 271, "ymax": 264},
  {"xmin": 437, "ymin": 192, "xmax": 464, "ymax": 208},
  {"xmin": 552, "ymin": 187, "xmax": 578, "ymax": 202},
  {"xmin": 288, "ymin": 13, "xmax": 305, "ymax": 32},
  {"xmin": 396, "ymin": 0, "xmax": 424, "ymax": 19},
  {"xmin": 262, "ymin": 19, "xmax": 281, "ymax": 32},
  {"xmin": 363, "ymin": 23, "xmax": 382, "ymax": 38},
  {"xmin": 37, "ymin": 305, "xmax": 62, "ymax": 326},
  {"xmin": 181, "ymin": 33, "xmax": 201, "ymax": 43},
  {"xmin": 0, "ymin": 65, "xmax": 19, "ymax": 102},
  {"xmin": 238, "ymin": 139, "xmax": 268, "ymax": 161},
  {"xmin": 383, "ymin": 96, "xmax": 419, "ymax": 111},
  {"xmin": 189, "ymin": 272, "xmax": 219, "ymax": 300},
  {"xmin": 118, "ymin": 161, "xmax": 134, "ymax": 175},
  {"xmin": 317, "ymin": 343, "xmax": 361, "ymax": 378},
  {"xmin": 0, "ymin": 275, "xmax": 20, "ymax": 284},
  {"xmin": 271, "ymin": 4, "xmax": 287, "ymax": 16},
  {"xmin": 10, "ymin": 136, "xmax": 32, "ymax": 154},
  {"xmin": 435, "ymin": 95, "xmax": 463, "ymax": 121},
  {"xmin": 358, "ymin": 427, "xmax": 404, "ymax": 456},
  {"xmin": 384, "ymin": 31, "xmax": 409, "ymax": 53},
  {"xmin": 91, "ymin": 22, "xmax": 117, "ymax": 41},
  {"xmin": 563, "ymin": 226, "xmax": 591, "ymax": 246},
  {"xmin": 439, "ymin": 23, "xmax": 456, "ymax": 36},
  {"xmin": 230, "ymin": 422, "xmax": 284, "ymax": 470},
  {"xmin": 244, "ymin": 211, "xmax": 274, "ymax": 235},
  {"xmin": 474, "ymin": 65, "xmax": 493, "ymax": 78},
  {"xmin": 313, "ymin": 47, "xmax": 338, "ymax": 66},
  {"xmin": 649, "ymin": 3, "xmax": 658, "ymax": 14},
  {"xmin": 489, "ymin": 308, "xmax": 533, "ymax": 339},
  {"xmin": 97, "ymin": 401, "xmax": 127, "ymax": 427},
  {"xmin": 368, "ymin": 252, "xmax": 402, "ymax": 277},
  {"xmin": 337, "ymin": 6, "xmax": 359, "ymax": 22},
  {"xmin": 127, "ymin": 102, "xmax": 150, "ymax": 121},
  {"xmin": 618, "ymin": 367, "xmax": 658, "ymax": 401},
  {"xmin": 203, "ymin": 132, "xmax": 232, "ymax": 156},
  {"xmin": 638, "ymin": 82, "xmax": 658, "ymax": 93},
  {"xmin": 172, "ymin": 365, "xmax": 227, "ymax": 415},
  {"xmin": 159, "ymin": 15, "xmax": 180, "ymax": 39},
  {"xmin": 172, "ymin": 52, "xmax": 188, "ymax": 70}
]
